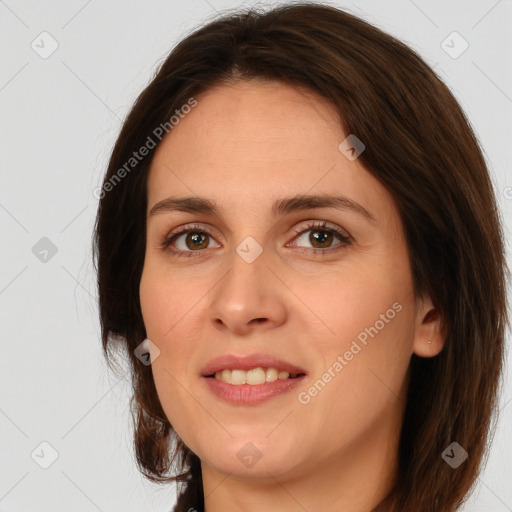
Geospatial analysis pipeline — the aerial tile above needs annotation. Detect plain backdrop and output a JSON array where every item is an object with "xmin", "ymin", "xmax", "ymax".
[{"xmin": 1, "ymin": 0, "xmax": 511, "ymax": 511}]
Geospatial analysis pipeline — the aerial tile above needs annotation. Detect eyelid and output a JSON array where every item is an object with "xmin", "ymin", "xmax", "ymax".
[
  {"xmin": 165, "ymin": 222, "xmax": 221, "ymax": 239},
  {"xmin": 289, "ymin": 220, "xmax": 351, "ymax": 242}
]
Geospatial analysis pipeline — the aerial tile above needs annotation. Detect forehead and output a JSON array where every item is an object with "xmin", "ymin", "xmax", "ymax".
[
  {"xmin": 146, "ymin": 80, "xmax": 391, "ymax": 223},
  {"xmin": 153, "ymin": 81, "xmax": 342, "ymax": 165}
]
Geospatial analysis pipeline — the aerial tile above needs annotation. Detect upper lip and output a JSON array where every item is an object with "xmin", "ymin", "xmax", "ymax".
[{"xmin": 201, "ymin": 353, "xmax": 307, "ymax": 377}]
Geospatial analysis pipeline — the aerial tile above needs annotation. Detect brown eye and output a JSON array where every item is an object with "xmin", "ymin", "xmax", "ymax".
[
  {"xmin": 295, "ymin": 228, "xmax": 341, "ymax": 250},
  {"xmin": 290, "ymin": 221, "xmax": 352, "ymax": 254},
  {"xmin": 161, "ymin": 224, "xmax": 222, "ymax": 257},
  {"xmin": 309, "ymin": 229, "xmax": 334, "ymax": 248},
  {"xmin": 182, "ymin": 231, "xmax": 210, "ymax": 250}
]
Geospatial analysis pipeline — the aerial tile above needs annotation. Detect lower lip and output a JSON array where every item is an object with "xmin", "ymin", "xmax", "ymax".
[{"xmin": 203, "ymin": 375, "xmax": 306, "ymax": 405}]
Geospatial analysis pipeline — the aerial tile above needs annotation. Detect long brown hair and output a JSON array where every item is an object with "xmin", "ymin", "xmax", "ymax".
[{"xmin": 92, "ymin": 3, "xmax": 509, "ymax": 511}]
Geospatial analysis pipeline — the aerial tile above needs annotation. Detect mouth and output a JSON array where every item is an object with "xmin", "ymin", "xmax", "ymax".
[
  {"xmin": 205, "ymin": 367, "xmax": 306, "ymax": 385},
  {"xmin": 201, "ymin": 353, "xmax": 306, "ymax": 380},
  {"xmin": 202, "ymin": 372, "xmax": 307, "ymax": 405}
]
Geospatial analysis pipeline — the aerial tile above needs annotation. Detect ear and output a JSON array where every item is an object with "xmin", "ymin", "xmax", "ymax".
[{"xmin": 412, "ymin": 294, "xmax": 446, "ymax": 358}]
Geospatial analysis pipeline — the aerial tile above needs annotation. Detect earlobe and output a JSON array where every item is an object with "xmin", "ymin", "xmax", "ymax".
[{"xmin": 412, "ymin": 297, "xmax": 446, "ymax": 358}]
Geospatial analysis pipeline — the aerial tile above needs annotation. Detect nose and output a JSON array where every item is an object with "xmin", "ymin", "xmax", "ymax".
[{"xmin": 207, "ymin": 250, "xmax": 287, "ymax": 336}]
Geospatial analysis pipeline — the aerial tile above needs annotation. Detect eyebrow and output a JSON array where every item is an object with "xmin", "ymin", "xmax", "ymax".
[{"xmin": 149, "ymin": 194, "xmax": 376, "ymax": 223}]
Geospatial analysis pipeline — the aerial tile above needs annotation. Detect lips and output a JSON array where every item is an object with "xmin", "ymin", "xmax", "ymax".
[{"xmin": 200, "ymin": 353, "xmax": 307, "ymax": 377}]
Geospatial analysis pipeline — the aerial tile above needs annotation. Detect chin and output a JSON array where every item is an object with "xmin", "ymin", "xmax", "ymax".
[{"xmin": 198, "ymin": 438, "xmax": 306, "ymax": 481}]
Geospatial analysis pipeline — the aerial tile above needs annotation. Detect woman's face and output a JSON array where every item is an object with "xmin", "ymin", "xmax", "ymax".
[{"xmin": 140, "ymin": 80, "xmax": 441, "ymax": 486}]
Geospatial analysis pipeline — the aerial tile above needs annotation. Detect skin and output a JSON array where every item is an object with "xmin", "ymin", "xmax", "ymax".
[{"xmin": 139, "ymin": 80, "xmax": 444, "ymax": 512}]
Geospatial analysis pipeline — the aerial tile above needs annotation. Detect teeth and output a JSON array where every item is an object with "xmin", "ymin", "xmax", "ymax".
[
  {"xmin": 213, "ymin": 367, "xmax": 297, "ymax": 385},
  {"xmin": 246, "ymin": 367, "xmax": 265, "ymax": 385},
  {"xmin": 231, "ymin": 369, "xmax": 246, "ymax": 385},
  {"xmin": 266, "ymin": 367, "xmax": 278, "ymax": 382}
]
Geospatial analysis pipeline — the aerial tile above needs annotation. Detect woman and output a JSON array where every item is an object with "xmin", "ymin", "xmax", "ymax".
[{"xmin": 93, "ymin": 3, "xmax": 509, "ymax": 511}]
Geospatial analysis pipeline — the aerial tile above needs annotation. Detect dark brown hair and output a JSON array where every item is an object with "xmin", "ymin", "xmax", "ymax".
[{"xmin": 92, "ymin": 3, "xmax": 509, "ymax": 511}]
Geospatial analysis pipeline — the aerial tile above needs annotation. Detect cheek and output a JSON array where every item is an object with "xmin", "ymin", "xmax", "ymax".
[
  {"xmin": 139, "ymin": 268, "xmax": 206, "ymax": 444},
  {"xmin": 139, "ymin": 267, "xmax": 197, "ymax": 386},
  {"xmin": 291, "ymin": 262, "xmax": 410, "ymax": 347},
  {"xmin": 140, "ymin": 264, "xmax": 196, "ymax": 341},
  {"xmin": 293, "ymin": 263, "xmax": 414, "ymax": 405}
]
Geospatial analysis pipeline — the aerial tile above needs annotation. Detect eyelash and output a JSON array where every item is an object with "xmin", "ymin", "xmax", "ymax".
[{"xmin": 160, "ymin": 221, "xmax": 352, "ymax": 258}]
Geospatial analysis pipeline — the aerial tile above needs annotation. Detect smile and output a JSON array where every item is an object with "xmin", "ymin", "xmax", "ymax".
[{"xmin": 209, "ymin": 367, "xmax": 304, "ymax": 385}]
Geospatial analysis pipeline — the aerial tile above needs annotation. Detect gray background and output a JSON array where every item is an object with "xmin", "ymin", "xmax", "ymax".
[{"xmin": 1, "ymin": 0, "xmax": 511, "ymax": 510}]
